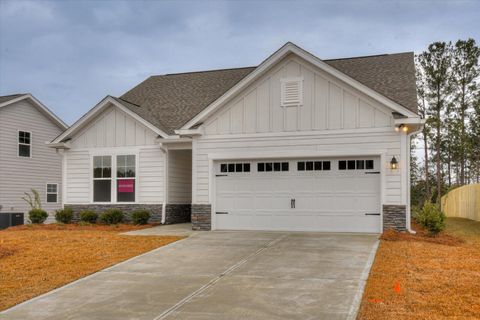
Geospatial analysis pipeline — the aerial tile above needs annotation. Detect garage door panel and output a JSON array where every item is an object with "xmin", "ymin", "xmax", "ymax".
[{"xmin": 215, "ymin": 157, "xmax": 381, "ymax": 233}]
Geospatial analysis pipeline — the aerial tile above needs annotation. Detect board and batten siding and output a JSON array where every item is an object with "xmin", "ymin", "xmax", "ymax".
[
  {"xmin": 204, "ymin": 55, "xmax": 393, "ymax": 135},
  {"xmin": 0, "ymin": 99, "xmax": 63, "ymax": 217},
  {"xmin": 64, "ymin": 103, "xmax": 165, "ymax": 204},
  {"xmin": 168, "ymin": 150, "xmax": 192, "ymax": 204},
  {"xmin": 193, "ymin": 55, "xmax": 405, "ymax": 206}
]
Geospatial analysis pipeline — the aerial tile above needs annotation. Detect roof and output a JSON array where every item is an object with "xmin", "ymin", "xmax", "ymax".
[
  {"xmin": 0, "ymin": 93, "xmax": 68, "ymax": 130},
  {"xmin": 0, "ymin": 93, "xmax": 25, "ymax": 104}
]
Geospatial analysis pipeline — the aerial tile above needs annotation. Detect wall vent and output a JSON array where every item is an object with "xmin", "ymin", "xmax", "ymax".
[{"xmin": 281, "ymin": 77, "xmax": 303, "ymax": 106}]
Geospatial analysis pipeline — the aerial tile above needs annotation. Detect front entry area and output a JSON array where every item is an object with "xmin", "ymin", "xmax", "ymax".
[{"xmin": 215, "ymin": 157, "xmax": 382, "ymax": 233}]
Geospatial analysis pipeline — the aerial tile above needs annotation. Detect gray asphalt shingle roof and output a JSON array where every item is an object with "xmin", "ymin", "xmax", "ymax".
[{"xmin": 117, "ymin": 52, "xmax": 417, "ymax": 135}]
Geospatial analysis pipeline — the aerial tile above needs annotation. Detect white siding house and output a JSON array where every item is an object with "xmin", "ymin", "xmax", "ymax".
[
  {"xmin": 0, "ymin": 94, "xmax": 67, "ymax": 222},
  {"xmin": 50, "ymin": 43, "xmax": 423, "ymax": 232}
]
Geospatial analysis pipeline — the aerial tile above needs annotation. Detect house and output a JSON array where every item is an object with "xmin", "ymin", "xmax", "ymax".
[
  {"xmin": 0, "ymin": 94, "xmax": 68, "ymax": 222},
  {"xmin": 49, "ymin": 42, "xmax": 423, "ymax": 232}
]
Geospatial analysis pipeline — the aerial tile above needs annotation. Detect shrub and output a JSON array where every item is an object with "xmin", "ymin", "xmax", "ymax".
[
  {"xmin": 414, "ymin": 201, "xmax": 446, "ymax": 235},
  {"xmin": 131, "ymin": 210, "xmax": 151, "ymax": 225},
  {"xmin": 99, "ymin": 209, "xmax": 124, "ymax": 225},
  {"xmin": 79, "ymin": 210, "xmax": 98, "ymax": 224},
  {"xmin": 29, "ymin": 209, "xmax": 48, "ymax": 224},
  {"xmin": 54, "ymin": 207, "xmax": 73, "ymax": 224}
]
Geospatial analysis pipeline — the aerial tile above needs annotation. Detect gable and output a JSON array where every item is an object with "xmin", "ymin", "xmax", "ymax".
[
  {"xmin": 203, "ymin": 55, "xmax": 393, "ymax": 135},
  {"xmin": 70, "ymin": 104, "xmax": 158, "ymax": 148}
]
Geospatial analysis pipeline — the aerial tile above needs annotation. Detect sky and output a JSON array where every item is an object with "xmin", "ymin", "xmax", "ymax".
[{"xmin": 0, "ymin": 0, "xmax": 479, "ymax": 125}]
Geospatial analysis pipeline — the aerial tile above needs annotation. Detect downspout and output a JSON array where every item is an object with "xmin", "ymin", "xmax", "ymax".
[
  {"xmin": 158, "ymin": 144, "xmax": 168, "ymax": 224},
  {"xmin": 406, "ymin": 126, "xmax": 424, "ymax": 234}
]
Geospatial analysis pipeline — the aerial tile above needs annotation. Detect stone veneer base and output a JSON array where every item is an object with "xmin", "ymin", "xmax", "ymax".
[
  {"xmin": 191, "ymin": 204, "xmax": 211, "ymax": 231},
  {"xmin": 383, "ymin": 204, "xmax": 407, "ymax": 231}
]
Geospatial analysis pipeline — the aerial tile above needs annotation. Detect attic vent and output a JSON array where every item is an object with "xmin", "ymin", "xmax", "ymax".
[{"xmin": 281, "ymin": 77, "xmax": 303, "ymax": 106}]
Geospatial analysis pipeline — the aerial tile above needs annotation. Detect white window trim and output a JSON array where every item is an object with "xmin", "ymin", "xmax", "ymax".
[
  {"xmin": 18, "ymin": 130, "xmax": 32, "ymax": 158},
  {"xmin": 90, "ymin": 152, "xmax": 139, "ymax": 204},
  {"xmin": 46, "ymin": 183, "xmax": 58, "ymax": 203}
]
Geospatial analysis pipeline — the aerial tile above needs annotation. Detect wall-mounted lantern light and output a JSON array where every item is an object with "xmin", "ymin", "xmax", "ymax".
[
  {"xmin": 395, "ymin": 124, "xmax": 409, "ymax": 133},
  {"xmin": 390, "ymin": 156, "xmax": 398, "ymax": 170}
]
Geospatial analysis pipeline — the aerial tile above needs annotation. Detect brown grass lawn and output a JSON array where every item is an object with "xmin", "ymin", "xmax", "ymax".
[
  {"xmin": 0, "ymin": 224, "xmax": 183, "ymax": 311},
  {"xmin": 358, "ymin": 218, "xmax": 480, "ymax": 319}
]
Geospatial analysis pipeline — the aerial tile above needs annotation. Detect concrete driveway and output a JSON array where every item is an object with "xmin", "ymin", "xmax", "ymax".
[{"xmin": 1, "ymin": 227, "xmax": 378, "ymax": 320}]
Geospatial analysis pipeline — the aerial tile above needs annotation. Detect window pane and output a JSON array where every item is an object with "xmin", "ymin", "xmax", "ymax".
[
  {"xmin": 94, "ymin": 156, "xmax": 102, "ymax": 168},
  {"xmin": 273, "ymin": 162, "xmax": 281, "ymax": 171},
  {"xmin": 323, "ymin": 161, "xmax": 331, "ymax": 170},
  {"xmin": 125, "ymin": 166, "xmax": 135, "ymax": 177},
  {"xmin": 282, "ymin": 162, "xmax": 289, "ymax": 171},
  {"xmin": 236, "ymin": 163, "xmax": 243, "ymax": 172},
  {"xmin": 103, "ymin": 167, "xmax": 112, "ymax": 178},
  {"xmin": 243, "ymin": 163, "xmax": 250, "ymax": 172},
  {"xmin": 306, "ymin": 161, "xmax": 313, "ymax": 171},
  {"xmin": 19, "ymin": 144, "xmax": 30, "ymax": 157},
  {"xmin": 94, "ymin": 180, "xmax": 111, "ymax": 202},
  {"xmin": 228, "ymin": 164, "xmax": 235, "ymax": 172},
  {"xmin": 127, "ymin": 155, "xmax": 135, "ymax": 166},
  {"xmin": 366, "ymin": 160, "xmax": 374, "ymax": 170},
  {"xmin": 258, "ymin": 163, "xmax": 265, "ymax": 172},
  {"xmin": 348, "ymin": 160, "xmax": 356, "ymax": 170},
  {"xmin": 297, "ymin": 162, "xmax": 305, "ymax": 171},
  {"xmin": 314, "ymin": 161, "xmax": 322, "ymax": 171},
  {"xmin": 117, "ymin": 167, "xmax": 125, "ymax": 178},
  {"xmin": 117, "ymin": 155, "xmax": 126, "ymax": 167},
  {"xmin": 266, "ymin": 163, "xmax": 273, "ymax": 172},
  {"xmin": 117, "ymin": 179, "xmax": 135, "ymax": 202},
  {"xmin": 103, "ymin": 156, "xmax": 111, "ymax": 167},
  {"xmin": 221, "ymin": 164, "xmax": 227, "ymax": 172},
  {"xmin": 47, "ymin": 184, "xmax": 57, "ymax": 193},
  {"xmin": 339, "ymin": 161, "xmax": 346, "ymax": 170},
  {"xmin": 47, "ymin": 194, "xmax": 57, "ymax": 203},
  {"xmin": 356, "ymin": 160, "xmax": 365, "ymax": 170}
]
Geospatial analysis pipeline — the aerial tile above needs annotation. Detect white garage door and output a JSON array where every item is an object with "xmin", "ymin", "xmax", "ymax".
[{"xmin": 215, "ymin": 158, "xmax": 381, "ymax": 233}]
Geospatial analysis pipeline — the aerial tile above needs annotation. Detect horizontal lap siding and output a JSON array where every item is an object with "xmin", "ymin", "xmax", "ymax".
[
  {"xmin": 168, "ymin": 150, "xmax": 192, "ymax": 204},
  {"xmin": 194, "ymin": 131, "xmax": 402, "ymax": 204},
  {"xmin": 0, "ymin": 100, "xmax": 63, "ymax": 214},
  {"xmin": 65, "ymin": 150, "xmax": 90, "ymax": 203},
  {"xmin": 138, "ymin": 148, "xmax": 164, "ymax": 203}
]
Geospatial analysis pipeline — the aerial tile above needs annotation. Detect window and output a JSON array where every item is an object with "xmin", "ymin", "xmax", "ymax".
[
  {"xmin": 93, "ymin": 156, "xmax": 112, "ymax": 202},
  {"xmin": 338, "ymin": 159, "xmax": 374, "ymax": 170},
  {"xmin": 117, "ymin": 155, "xmax": 136, "ymax": 202},
  {"xmin": 281, "ymin": 77, "xmax": 303, "ymax": 106},
  {"xmin": 46, "ymin": 184, "xmax": 58, "ymax": 203},
  {"xmin": 258, "ymin": 162, "xmax": 289, "ymax": 173},
  {"xmin": 220, "ymin": 163, "xmax": 251, "ymax": 173},
  {"xmin": 18, "ymin": 131, "xmax": 31, "ymax": 157},
  {"xmin": 297, "ymin": 160, "xmax": 331, "ymax": 171}
]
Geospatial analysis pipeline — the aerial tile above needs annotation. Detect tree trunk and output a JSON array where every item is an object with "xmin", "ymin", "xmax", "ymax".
[
  {"xmin": 423, "ymin": 130, "xmax": 430, "ymax": 199},
  {"xmin": 436, "ymin": 99, "xmax": 442, "ymax": 204},
  {"xmin": 460, "ymin": 87, "xmax": 466, "ymax": 185}
]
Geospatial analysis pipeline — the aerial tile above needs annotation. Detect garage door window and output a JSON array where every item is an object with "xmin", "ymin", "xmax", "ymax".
[
  {"xmin": 339, "ymin": 159, "xmax": 374, "ymax": 170},
  {"xmin": 258, "ymin": 162, "xmax": 289, "ymax": 172},
  {"xmin": 220, "ymin": 163, "xmax": 250, "ymax": 173},
  {"xmin": 297, "ymin": 161, "xmax": 331, "ymax": 171}
]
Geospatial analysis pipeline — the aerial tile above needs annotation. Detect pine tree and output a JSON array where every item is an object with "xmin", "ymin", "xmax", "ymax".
[
  {"xmin": 451, "ymin": 39, "xmax": 480, "ymax": 185},
  {"xmin": 417, "ymin": 42, "xmax": 453, "ymax": 203}
]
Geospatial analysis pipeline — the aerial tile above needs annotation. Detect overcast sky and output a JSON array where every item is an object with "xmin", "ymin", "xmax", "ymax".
[{"xmin": 1, "ymin": 0, "xmax": 479, "ymax": 125}]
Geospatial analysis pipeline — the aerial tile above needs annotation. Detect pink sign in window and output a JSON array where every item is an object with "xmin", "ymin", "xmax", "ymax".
[{"xmin": 118, "ymin": 179, "xmax": 134, "ymax": 193}]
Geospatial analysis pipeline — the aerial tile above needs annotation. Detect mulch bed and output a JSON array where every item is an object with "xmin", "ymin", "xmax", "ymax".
[
  {"xmin": 357, "ymin": 219, "xmax": 480, "ymax": 319},
  {"xmin": 0, "ymin": 223, "xmax": 182, "ymax": 311}
]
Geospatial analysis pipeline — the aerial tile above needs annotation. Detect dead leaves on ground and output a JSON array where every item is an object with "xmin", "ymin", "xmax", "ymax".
[{"xmin": 0, "ymin": 224, "xmax": 182, "ymax": 311}]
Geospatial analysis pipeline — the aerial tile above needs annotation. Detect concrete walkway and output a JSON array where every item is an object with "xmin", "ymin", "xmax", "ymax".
[{"xmin": 1, "ymin": 229, "xmax": 379, "ymax": 320}]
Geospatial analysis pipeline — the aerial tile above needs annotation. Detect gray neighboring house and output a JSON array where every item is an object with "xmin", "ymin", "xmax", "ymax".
[
  {"xmin": 0, "ymin": 94, "xmax": 68, "ymax": 222},
  {"xmin": 50, "ymin": 42, "xmax": 424, "ymax": 233}
]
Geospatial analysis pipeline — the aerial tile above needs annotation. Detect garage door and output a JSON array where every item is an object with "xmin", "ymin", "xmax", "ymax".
[{"xmin": 215, "ymin": 158, "xmax": 381, "ymax": 233}]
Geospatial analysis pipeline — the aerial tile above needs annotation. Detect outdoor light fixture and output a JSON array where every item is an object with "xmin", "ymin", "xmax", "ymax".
[
  {"xmin": 395, "ymin": 124, "xmax": 409, "ymax": 132},
  {"xmin": 390, "ymin": 156, "xmax": 398, "ymax": 170}
]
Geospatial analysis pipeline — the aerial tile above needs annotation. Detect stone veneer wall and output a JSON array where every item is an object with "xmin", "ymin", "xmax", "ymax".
[
  {"xmin": 383, "ymin": 204, "xmax": 407, "ymax": 231},
  {"xmin": 191, "ymin": 204, "xmax": 211, "ymax": 231},
  {"xmin": 165, "ymin": 204, "xmax": 191, "ymax": 224},
  {"xmin": 66, "ymin": 204, "xmax": 163, "ymax": 223}
]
